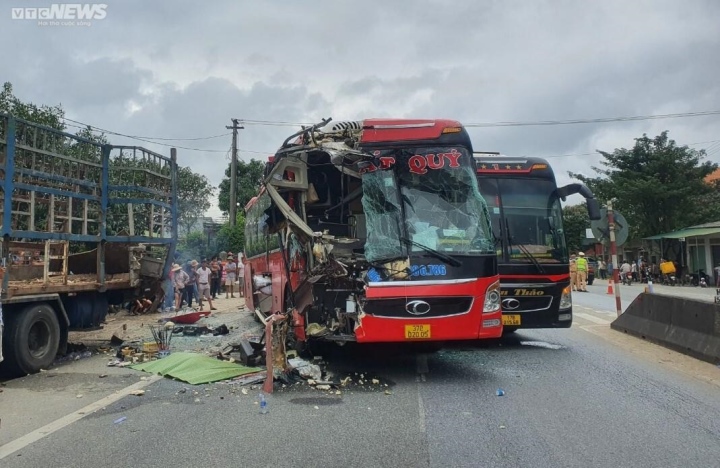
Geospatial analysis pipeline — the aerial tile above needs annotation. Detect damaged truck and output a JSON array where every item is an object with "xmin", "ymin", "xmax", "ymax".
[
  {"xmin": 243, "ymin": 118, "xmax": 503, "ymax": 359},
  {"xmin": 0, "ymin": 113, "xmax": 177, "ymax": 376}
]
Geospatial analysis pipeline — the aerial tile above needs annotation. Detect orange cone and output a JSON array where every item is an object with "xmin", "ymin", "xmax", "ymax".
[{"xmin": 606, "ymin": 279, "xmax": 613, "ymax": 295}]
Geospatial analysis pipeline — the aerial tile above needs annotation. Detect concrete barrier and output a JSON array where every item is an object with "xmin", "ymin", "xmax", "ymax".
[{"xmin": 611, "ymin": 292, "xmax": 720, "ymax": 364}]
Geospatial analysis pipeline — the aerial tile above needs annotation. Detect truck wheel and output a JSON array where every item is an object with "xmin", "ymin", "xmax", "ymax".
[{"xmin": 3, "ymin": 304, "xmax": 61, "ymax": 376}]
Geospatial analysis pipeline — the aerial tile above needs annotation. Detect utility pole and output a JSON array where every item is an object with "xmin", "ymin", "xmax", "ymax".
[
  {"xmin": 226, "ymin": 119, "xmax": 244, "ymax": 226},
  {"xmin": 608, "ymin": 199, "xmax": 622, "ymax": 317}
]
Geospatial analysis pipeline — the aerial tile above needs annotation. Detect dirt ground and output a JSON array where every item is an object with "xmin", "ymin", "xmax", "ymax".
[{"xmin": 68, "ymin": 295, "xmax": 264, "ymax": 357}]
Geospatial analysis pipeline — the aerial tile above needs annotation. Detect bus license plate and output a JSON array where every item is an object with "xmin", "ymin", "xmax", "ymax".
[
  {"xmin": 405, "ymin": 324, "xmax": 431, "ymax": 339},
  {"xmin": 502, "ymin": 315, "xmax": 521, "ymax": 326}
]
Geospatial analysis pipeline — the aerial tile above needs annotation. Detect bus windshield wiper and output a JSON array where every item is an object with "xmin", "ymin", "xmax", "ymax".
[
  {"xmin": 504, "ymin": 220, "xmax": 545, "ymax": 274},
  {"xmin": 399, "ymin": 236, "xmax": 462, "ymax": 267}
]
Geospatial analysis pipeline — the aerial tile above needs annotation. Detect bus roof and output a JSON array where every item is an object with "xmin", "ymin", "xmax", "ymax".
[
  {"xmin": 358, "ymin": 119, "xmax": 465, "ymax": 143},
  {"xmin": 473, "ymin": 155, "xmax": 555, "ymax": 178}
]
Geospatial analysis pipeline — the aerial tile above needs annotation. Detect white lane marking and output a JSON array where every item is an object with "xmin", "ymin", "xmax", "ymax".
[
  {"xmin": 417, "ymin": 386, "xmax": 426, "ymax": 433},
  {"xmin": 574, "ymin": 312, "xmax": 613, "ymax": 325},
  {"xmin": 0, "ymin": 375, "xmax": 162, "ymax": 459},
  {"xmin": 520, "ymin": 341, "xmax": 564, "ymax": 350}
]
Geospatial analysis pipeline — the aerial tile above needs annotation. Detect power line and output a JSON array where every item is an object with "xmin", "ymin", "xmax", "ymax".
[
  {"xmin": 233, "ymin": 110, "xmax": 720, "ymax": 128},
  {"xmin": 60, "ymin": 117, "xmax": 229, "ymax": 152},
  {"xmin": 463, "ymin": 110, "xmax": 720, "ymax": 128}
]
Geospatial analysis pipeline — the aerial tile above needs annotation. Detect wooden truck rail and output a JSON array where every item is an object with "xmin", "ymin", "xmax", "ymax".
[{"xmin": 0, "ymin": 113, "xmax": 178, "ymax": 376}]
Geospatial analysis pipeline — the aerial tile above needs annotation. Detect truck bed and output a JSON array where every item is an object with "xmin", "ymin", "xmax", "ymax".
[{"xmin": 5, "ymin": 273, "xmax": 132, "ymax": 298}]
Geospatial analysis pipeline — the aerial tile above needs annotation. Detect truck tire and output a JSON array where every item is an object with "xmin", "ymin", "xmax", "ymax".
[{"xmin": 3, "ymin": 303, "xmax": 61, "ymax": 376}]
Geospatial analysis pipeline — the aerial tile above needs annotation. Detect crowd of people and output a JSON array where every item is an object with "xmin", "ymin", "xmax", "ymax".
[{"xmin": 164, "ymin": 252, "xmax": 245, "ymax": 312}]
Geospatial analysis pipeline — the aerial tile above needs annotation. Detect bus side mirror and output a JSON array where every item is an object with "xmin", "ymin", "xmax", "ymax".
[
  {"xmin": 557, "ymin": 183, "xmax": 601, "ymax": 220},
  {"xmin": 586, "ymin": 198, "xmax": 601, "ymax": 221}
]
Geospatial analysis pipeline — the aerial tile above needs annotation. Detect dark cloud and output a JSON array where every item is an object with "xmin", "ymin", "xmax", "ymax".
[{"xmin": 1, "ymin": 0, "xmax": 719, "ymax": 216}]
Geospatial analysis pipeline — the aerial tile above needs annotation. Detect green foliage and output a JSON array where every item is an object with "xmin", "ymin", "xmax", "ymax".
[
  {"xmin": 177, "ymin": 231, "xmax": 209, "ymax": 262},
  {"xmin": 218, "ymin": 159, "xmax": 265, "ymax": 213},
  {"xmin": 562, "ymin": 204, "xmax": 590, "ymax": 255},
  {"xmin": 569, "ymin": 131, "xmax": 719, "ymax": 240},
  {"xmin": 177, "ymin": 166, "xmax": 215, "ymax": 238},
  {"xmin": 216, "ymin": 212, "xmax": 246, "ymax": 254},
  {"xmin": 0, "ymin": 82, "xmax": 65, "ymax": 130}
]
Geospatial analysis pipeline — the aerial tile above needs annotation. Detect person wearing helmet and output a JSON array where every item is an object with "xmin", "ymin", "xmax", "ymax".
[{"xmin": 576, "ymin": 252, "xmax": 589, "ymax": 292}]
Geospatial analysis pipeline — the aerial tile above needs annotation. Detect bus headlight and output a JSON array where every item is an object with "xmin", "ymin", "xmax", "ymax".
[
  {"xmin": 483, "ymin": 281, "xmax": 501, "ymax": 313},
  {"xmin": 559, "ymin": 286, "xmax": 572, "ymax": 310}
]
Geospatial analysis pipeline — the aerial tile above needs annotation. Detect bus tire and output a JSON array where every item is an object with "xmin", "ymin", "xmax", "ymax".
[{"xmin": 3, "ymin": 303, "xmax": 61, "ymax": 376}]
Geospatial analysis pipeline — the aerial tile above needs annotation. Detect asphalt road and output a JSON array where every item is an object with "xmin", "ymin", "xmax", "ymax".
[{"xmin": 2, "ymin": 285, "xmax": 720, "ymax": 467}]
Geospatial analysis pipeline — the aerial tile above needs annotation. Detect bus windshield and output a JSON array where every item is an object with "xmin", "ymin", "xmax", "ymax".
[
  {"xmin": 361, "ymin": 147, "xmax": 494, "ymax": 263},
  {"xmin": 480, "ymin": 177, "xmax": 568, "ymax": 264}
]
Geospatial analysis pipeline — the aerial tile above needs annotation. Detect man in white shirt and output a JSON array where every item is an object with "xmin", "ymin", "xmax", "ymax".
[
  {"xmin": 237, "ymin": 256, "xmax": 245, "ymax": 297},
  {"xmin": 197, "ymin": 259, "xmax": 217, "ymax": 311},
  {"xmin": 225, "ymin": 255, "xmax": 237, "ymax": 299}
]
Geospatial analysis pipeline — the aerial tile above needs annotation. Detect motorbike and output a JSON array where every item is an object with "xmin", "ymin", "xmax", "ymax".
[{"xmin": 621, "ymin": 272, "xmax": 633, "ymax": 286}]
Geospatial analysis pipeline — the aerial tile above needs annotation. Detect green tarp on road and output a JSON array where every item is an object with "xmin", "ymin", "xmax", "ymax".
[{"xmin": 132, "ymin": 352, "xmax": 262, "ymax": 385}]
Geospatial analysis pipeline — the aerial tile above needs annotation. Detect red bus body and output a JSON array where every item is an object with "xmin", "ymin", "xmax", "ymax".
[{"xmin": 244, "ymin": 119, "xmax": 502, "ymax": 347}]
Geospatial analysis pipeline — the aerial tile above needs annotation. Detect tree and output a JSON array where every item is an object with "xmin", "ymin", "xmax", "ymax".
[
  {"xmin": 0, "ymin": 82, "xmax": 65, "ymax": 130},
  {"xmin": 177, "ymin": 166, "xmax": 215, "ymax": 238},
  {"xmin": 563, "ymin": 204, "xmax": 590, "ymax": 255},
  {"xmin": 216, "ymin": 212, "xmax": 245, "ymax": 254},
  {"xmin": 570, "ymin": 131, "xmax": 720, "ymax": 240},
  {"xmin": 177, "ymin": 231, "xmax": 209, "ymax": 262},
  {"xmin": 218, "ymin": 159, "xmax": 265, "ymax": 214}
]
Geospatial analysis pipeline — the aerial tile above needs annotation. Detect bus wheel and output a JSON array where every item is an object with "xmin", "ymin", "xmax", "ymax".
[{"xmin": 3, "ymin": 303, "xmax": 61, "ymax": 376}]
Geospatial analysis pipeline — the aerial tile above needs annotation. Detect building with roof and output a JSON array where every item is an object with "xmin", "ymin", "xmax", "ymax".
[{"xmin": 644, "ymin": 221, "xmax": 720, "ymax": 278}]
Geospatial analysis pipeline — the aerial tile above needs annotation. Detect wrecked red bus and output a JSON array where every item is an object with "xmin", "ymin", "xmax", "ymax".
[{"xmin": 243, "ymin": 118, "xmax": 502, "ymax": 350}]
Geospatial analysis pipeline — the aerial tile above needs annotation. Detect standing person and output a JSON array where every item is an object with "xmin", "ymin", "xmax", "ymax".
[
  {"xmin": 196, "ymin": 259, "xmax": 217, "ymax": 311},
  {"xmin": 569, "ymin": 254, "xmax": 578, "ymax": 291},
  {"xmin": 210, "ymin": 256, "xmax": 221, "ymax": 300},
  {"xmin": 237, "ymin": 254, "xmax": 245, "ymax": 298},
  {"xmin": 631, "ymin": 260, "xmax": 638, "ymax": 282},
  {"xmin": 576, "ymin": 252, "xmax": 589, "ymax": 292},
  {"xmin": 225, "ymin": 254, "xmax": 237, "ymax": 298},
  {"xmin": 598, "ymin": 259, "xmax": 606, "ymax": 280},
  {"xmin": 185, "ymin": 260, "xmax": 198, "ymax": 308},
  {"xmin": 607, "ymin": 259, "xmax": 614, "ymax": 281},
  {"xmin": 173, "ymin": 263, "xmax": 189, "ymax": 310}
]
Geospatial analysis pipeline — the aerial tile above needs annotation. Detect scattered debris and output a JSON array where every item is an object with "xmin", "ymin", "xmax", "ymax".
[
  {"xmin": 113, "ymin": 416, "xmax": 127, "ymax": 424},
  {"xmin": 130, "ymin": 390, "xmax": 145, "ymax": 396},
  {"xmin": 316, "ymin": 384, "xmax": 331, "ymax": 391},
  {"xmin": 241, "ymin": 388, "xmax": 249, "ymax": 395},
  {"xmin": 496, "ymin": 389, "xmax": 505, "ymax": 396},
  {"xmin": 384, "ymin": 390, "xmax": 392, "ymax": 395},
  {"xmin": 212, "ymin": 324, "xmax": 230, "ymax": 336},
  {"xmin": 371, "ymin": 379, "xmax": 380, "ymax": 385},
  {"xmin": 288, "ymin": 358, "xmax": 322, "ymax": 381},
  {"xmin": 99, "ymin": 374, "xmax": 108, "ymax": 378},
  {"xmin": 76, "ymin": 394, "xmax": 83, "ymax": 398}
]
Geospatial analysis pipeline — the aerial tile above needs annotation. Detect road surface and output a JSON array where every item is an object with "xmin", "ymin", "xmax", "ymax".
[{"xmin": 2, "ymin": 285, "xmax": 719, "ymax": 467}]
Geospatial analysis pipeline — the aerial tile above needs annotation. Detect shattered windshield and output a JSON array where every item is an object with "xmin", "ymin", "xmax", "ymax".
[{"xmin": 361, "ymin": 147, "xmax": 494, "ymax": 263}]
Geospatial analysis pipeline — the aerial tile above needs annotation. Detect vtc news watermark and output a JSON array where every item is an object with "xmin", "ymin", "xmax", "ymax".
[{"xmin": 11, "ymin": 3, "xmax": 107, "ymax": 26}]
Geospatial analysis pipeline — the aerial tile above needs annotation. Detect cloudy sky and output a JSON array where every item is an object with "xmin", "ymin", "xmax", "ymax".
[{"xmin": 2, "ymin": 0, "xmax": 719, "ymax": 217}]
